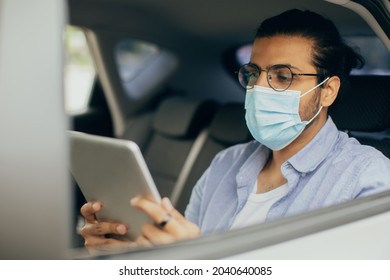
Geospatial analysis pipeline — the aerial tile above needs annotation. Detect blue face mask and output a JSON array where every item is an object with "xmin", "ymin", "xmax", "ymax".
[{"xmin": 244, "ymin": 78, "xmax": 329, "ymax": 151}]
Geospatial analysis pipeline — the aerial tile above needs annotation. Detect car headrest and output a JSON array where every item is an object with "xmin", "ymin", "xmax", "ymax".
[
  {"xmin": 329, "ymin": 75, "xmax": 390, "ymax": 132},
  {"xmin": 153, "ymin": 97, "xmax": 217, "ymax": 138},
  {"xmin": 208, "ymin": 102, "xmax": 251, "ymax": 145}
]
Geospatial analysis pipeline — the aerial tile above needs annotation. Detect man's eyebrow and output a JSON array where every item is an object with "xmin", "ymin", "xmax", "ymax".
[{"xmin": 249, "ymin": 61, "xmax": 260, "ymax": 68}]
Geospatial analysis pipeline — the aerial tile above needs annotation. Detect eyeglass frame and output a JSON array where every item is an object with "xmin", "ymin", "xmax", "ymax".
[{"xmin": 237, "ymin": 63, "xmax": 326, "ymax": 92}]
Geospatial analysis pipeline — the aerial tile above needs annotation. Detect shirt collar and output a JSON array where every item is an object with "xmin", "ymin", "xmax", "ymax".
[
  {"xmin": 236, "ymin": 117, "xmax": 339, "ymax": 188},
  {"xmin": 287, "ymin": 116, "xmax": 339, "ymax": 173},
  {"xmin": 236, "ymin": 143, "xmax": 270, "ymax": 189}
]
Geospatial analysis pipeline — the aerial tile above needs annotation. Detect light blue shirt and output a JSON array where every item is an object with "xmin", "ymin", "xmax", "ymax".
[{"xmin": 185, "ymin": 117, "xmax": 390, "ymax": 235}]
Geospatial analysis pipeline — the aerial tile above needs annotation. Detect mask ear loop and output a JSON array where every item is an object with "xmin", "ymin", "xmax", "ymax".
[
  {"xmin": 300, "ymin": 77, "xmax": 330, "ymax": 98},
  {"xmin": 305, "ymin": 105, "xmax": 323, "ymax": 125},
  {"xmin": 301, "ymin": 77, "xmax": 330, "ymax": 125}
]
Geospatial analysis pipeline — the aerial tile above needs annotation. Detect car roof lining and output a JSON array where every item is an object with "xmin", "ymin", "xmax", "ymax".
[{"xmin": 68, "ymin": 0, "xmax": 377, "ymax": 49}]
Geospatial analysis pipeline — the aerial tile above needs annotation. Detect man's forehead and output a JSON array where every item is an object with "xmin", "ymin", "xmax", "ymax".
[{"xmin": 250, "ymin": 36, "xmax": 314, "ymax": 69}]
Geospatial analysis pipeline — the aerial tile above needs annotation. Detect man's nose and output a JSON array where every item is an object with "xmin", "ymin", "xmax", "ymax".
[{"xmin": 254, "ymin": 70, "xmax": 269, "ymax": 87}]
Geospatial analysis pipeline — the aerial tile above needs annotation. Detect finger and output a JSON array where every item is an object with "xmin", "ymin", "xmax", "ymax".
[
  {"xmin": 161, "ymin": 197, "xmax": 174, "ymax": 213},
  {"xmin": 131, "ymin": 196, "xmax": 179, "ymax": 227},
  {"xmin": 80, "ymin": 201, "xmax": 102, "ymax": 223},
  {"xmin": 154, "ymin": 206, "xmax": 200, "ymax": 239},
  {"xmin": 130, "ymin": 196, "xmax": 191, "ymax": 237},
  {"xmin": 132, "ymin": 196, "xmax": 186, "ymax": 223},
  {"xmin": 80, "ymin": 221, "xmax": 128, "ymax": 237},
  {"xmin": 130, "ymin": 196, "xmax": 167, "ymax": 223},
  {"xmin": 140, "ymin": 223, "xmax": 176, "ymax": 245},
  {"xmin": 134, "ymin": 235, "xmax": 153, "ymax": 248},
  {"xmin": 161, "ymin": 197, "xmax": 187, "ymax": 223}
]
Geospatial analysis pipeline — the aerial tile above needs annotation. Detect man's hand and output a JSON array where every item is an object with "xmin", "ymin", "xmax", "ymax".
[
  {"xmin": 80, "ymin": 201, "xmax": 134, "ymax": 254},
  {"xmin": 130, "ymin": 196, "xmax": 200, "ymax": 245}
]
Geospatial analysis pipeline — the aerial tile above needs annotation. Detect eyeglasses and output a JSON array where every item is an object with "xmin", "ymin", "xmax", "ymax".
[{"xmin": 237, "ymin": 63, "xmax": 324, "ymax": 92}]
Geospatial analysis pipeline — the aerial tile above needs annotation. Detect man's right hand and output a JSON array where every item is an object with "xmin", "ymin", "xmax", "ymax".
[{"xmin": 80, "ymin": 201, "xmax": 134, "ymax": 254}]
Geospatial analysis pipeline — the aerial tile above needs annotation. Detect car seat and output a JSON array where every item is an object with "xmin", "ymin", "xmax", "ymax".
[
  {"xmin": 329, "ymin": 75, "xmax": 390, "ymax": 158},
  {"xmin": 171, "ymin": 102, "xmax": 252, "ymax": 214},
  {"xmin": 121, "ymin": 96, "xmax": 217, "ymax": 198}
]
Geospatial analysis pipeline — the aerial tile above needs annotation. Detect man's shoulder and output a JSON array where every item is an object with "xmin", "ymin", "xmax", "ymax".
[{"xmin": 334, "ymin": 134, "xmax": 389, "ymax": 165}]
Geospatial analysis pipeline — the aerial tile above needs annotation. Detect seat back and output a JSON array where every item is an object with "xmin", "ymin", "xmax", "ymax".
[
  {"xmin": 329, "ymin": 75, "xmax": 390, "ymax": 158},
  {"xmin": 122, "ymin": 97, "xmax": 217, "ymax": 198},
  {"xmin": 172, "ymin": 102, "xmax": 252, "ymax": 214}
]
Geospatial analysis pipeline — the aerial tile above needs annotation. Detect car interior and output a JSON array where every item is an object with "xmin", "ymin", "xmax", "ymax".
[
  {"xmin": 1, "ymin": 0, "xmax": 389, "ymax": 260},
  {"xmin": 65, "ymin": 0, "xmax": 390, "ymax": 255}
]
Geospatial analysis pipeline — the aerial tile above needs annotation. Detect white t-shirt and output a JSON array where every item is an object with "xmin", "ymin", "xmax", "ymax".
[{"xmin": 230, "ymin": 181, "xmax": 288, "ymax": 230}]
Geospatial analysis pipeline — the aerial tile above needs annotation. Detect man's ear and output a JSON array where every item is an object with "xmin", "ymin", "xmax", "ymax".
[{"xmin": 321, "ymin": 76, "xmax": 340, "ymax": 108}]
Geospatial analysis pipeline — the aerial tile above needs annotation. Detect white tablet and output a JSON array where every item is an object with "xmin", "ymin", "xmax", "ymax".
[{"xmin": 68, "ymin": 130, "xmax": 161, "ymax": 241}]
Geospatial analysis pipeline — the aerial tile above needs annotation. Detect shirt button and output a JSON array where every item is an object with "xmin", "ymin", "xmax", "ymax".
[{"xmin": 301, "ymin": 173, "xmax": 306, "ymax": 177}]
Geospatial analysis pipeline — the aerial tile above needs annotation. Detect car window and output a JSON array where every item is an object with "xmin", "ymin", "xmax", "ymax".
[
  {"xmin": 64, "ymin": 26, "xmax": 96, "ymax": 112},
  {"xmin": 347, "ymin": 36, "xmax": 390, "ymax": 75},
  {"xmin": 235, "ymin": 36, "xmax": 390, "ymax": 75},
  {"xmin": 115, "ymin": 40, "xmax": 159, "ymax": 83},
  {"xmin": 114, "ymin": 39, "xmax": 178, "ymax": 102}
]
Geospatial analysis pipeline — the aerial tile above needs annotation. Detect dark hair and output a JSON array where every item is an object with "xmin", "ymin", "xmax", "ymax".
[{"xmin": 255, "ymin": 9, "xmax": 364, "ymax": 92}]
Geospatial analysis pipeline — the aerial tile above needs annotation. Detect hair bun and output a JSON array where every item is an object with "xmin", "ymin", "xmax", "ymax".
[{"xmin": 343, "ymin": 43, "xmax": 365, "ymax": 75}]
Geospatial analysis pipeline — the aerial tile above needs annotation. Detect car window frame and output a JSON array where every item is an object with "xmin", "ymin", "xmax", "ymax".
[{"xmin": 78, "ymin": 190, "xmax": 390, "ymax": 260}]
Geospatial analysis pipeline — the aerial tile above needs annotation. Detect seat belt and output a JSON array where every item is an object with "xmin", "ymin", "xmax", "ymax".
[{"xmin": 170, "ymin": 129, "xmax": 209, "ymax": 206}]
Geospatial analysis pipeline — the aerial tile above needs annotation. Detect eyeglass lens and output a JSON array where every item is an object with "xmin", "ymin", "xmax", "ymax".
[{"xmin": 238, "ymin": 64, "xmax": 293, "ymax": 91}]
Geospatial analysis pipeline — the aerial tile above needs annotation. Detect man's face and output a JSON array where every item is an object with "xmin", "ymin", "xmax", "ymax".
[{"xmin": 250, "ymin": 35, "xmax": 322, "ymax": 122}]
